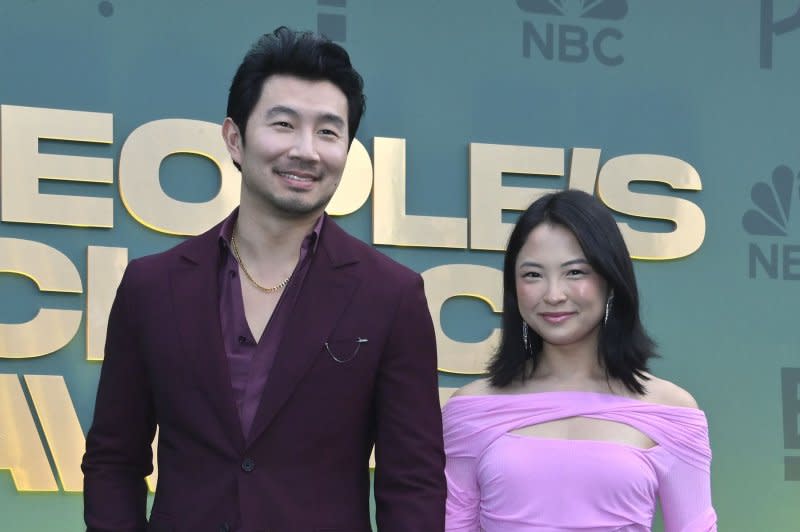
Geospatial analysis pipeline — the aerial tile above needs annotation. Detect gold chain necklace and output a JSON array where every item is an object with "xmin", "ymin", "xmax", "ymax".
[{"xmin": 230, "ymin": 227, "xmax": 291, "ymax": 293}]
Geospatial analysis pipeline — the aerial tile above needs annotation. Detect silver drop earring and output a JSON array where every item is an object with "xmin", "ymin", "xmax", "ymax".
[
  {"xmin": 522, "ymin": 321, "xmax": 530, "ymax": 353},
  {"xmin": 604, "ymin": 294, "xmax": 614, "ymax": 326}
]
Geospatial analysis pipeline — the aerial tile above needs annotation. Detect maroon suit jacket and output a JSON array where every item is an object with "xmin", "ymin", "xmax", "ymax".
[{"xmin": 82, "ymin": 217, "xmax": 445, "ymax": 532}]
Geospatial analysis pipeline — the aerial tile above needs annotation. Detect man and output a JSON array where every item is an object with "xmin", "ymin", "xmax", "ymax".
[{"xmin": 82, "ymin": 27, "xmax": 445, "ymax": 531}]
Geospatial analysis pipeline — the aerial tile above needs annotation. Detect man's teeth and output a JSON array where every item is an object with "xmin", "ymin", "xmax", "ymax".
[{"xmin": 281, "ymin": 172, "xmax": 313, "ymax": 181}]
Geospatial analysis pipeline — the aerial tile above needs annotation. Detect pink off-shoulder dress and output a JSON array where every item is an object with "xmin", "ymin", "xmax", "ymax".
[{"xmin": 443, "ymin": 391, "xmax": 717, "ymax": 532}]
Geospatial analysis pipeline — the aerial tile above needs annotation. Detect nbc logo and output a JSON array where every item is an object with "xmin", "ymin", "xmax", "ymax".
[
  {"xmin": 517, "ymin": 0, "xmax": 628, "ymax": 66},
  {"xmin": 742, "ymin": 165, "xmax": 800, "ymax": 279}
]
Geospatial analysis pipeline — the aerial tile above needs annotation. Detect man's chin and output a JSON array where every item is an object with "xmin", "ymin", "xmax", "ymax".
[{"xmin": 272, "ymin": 197, "xmax": 331, "ymax": 219}]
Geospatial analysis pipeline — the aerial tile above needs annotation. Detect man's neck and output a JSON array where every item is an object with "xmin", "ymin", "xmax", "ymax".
[{"xmin": 234, "ymin": 205, "xmax": 321, "ymax": 267}]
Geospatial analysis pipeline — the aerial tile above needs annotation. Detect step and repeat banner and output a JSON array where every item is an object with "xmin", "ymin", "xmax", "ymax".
[{"xmin": 1, "ymin": 1, "xmax": 798, "ymax": 530}]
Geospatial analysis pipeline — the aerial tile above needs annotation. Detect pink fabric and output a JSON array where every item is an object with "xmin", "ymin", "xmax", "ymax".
[{"xmin": 443, "ymin": 391, "xmax": 717, "ymax": 532}]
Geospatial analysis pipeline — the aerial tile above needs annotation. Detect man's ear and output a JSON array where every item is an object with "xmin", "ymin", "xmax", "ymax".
[{"xmin": 222, "ymin": 117, "xmax": 243, "ymax": 165}]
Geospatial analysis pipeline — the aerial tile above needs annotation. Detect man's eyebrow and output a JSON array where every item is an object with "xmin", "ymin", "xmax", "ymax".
[
  {"xmin": 318, "ymin": 112, "xmax": 346, "ymax": 129},
  {"xmin": 265, "ymin": 105, "xmax": 299, "ymax": 119}
]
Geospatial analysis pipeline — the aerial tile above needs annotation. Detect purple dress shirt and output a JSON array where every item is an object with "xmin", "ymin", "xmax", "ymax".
[{"xmin": 217, "ymin": 210, "xmax": 322, "ymax": 439}]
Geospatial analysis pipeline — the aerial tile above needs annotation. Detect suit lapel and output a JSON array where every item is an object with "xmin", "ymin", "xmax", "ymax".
[
  {"xmin": 169, "ymin": 225, "xmax": 245, "ymax": 451},
  {"xmin": 246, "ymin": 220, "xmax": 361, "ymax": 445}
]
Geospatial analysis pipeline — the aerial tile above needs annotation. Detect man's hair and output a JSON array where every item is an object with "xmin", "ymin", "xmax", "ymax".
[
  {"xmin": 227, "ymin": 26, "xmax": 366, "ymax": 146},
  {"xmin": 487, "ymin": 190, "xmax": 658, "ymax": 394}
]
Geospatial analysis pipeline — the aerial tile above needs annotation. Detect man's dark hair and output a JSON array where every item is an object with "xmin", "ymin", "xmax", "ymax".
[
  {"xmin": 227, "ymin": 26, "xmax": 366, "ymax": 147},
  {"xmin": 487, "ymin": 190, "xmax": 658, "ymax": 394}
]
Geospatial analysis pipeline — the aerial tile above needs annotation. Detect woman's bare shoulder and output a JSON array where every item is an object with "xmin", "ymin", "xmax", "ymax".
[
  {"xmin": 641, "ymin": 373, "xmax": 699, "ymax": 409},
  {"xmin": 451, "ymin": 378, "xmax": 495, "ymax": 397}
]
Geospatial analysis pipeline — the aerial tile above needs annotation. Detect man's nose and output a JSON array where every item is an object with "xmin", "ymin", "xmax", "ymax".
[{"xmin": 288, "ymin": 129, "xmax": 320, "ymax": 162}]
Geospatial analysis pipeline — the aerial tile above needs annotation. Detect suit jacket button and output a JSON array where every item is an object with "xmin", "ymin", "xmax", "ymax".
[{"xmin": 241, "ymin": 457, "xmax": 255, "ymax": 472}]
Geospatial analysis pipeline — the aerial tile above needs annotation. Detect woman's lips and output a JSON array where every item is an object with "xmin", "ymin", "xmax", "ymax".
[{"xmin": 539, "ymin": 312, "xmax": 575, "ymax": 324}]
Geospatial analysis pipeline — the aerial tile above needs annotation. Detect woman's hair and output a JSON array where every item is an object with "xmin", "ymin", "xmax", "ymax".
[{"xmin": 487, "ymin": 189, "xmax": 658, "ymax": 394}]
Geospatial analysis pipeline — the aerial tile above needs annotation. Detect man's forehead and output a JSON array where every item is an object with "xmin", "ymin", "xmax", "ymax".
[
  {"xmin": 260, "ymin": 74, "xmax": 346, "ymax": 99},
  {"xmin": 256, "ymin": 74, "xmax": 348, "ymax": 116}
]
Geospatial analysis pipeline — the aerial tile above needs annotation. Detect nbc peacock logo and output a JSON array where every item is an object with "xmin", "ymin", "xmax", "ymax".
[
  {"xmin": 742, "ymin": 165, "xmax": 800, "ymax": 280},
  {"xmin": 517, "ymin": 0, "xmax": 629, "ymax": 66},
  {"xmin": 517, "ymin": 0, "xmax": 627, "ymax": 19}
]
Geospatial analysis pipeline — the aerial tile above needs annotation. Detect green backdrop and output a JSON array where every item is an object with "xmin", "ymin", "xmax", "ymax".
[{"xmin": 1, "ymin": 1, "xmax": 799, "ymax": 530}]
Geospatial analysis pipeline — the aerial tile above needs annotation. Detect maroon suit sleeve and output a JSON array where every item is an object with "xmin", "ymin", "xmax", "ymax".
[
  {"xmin": 373, "ymin": 273, "xmax": 446, "ymax": 531},
  {"xmin": 82, "ymin": 263, "xmax": 156, "ymax": 532}
]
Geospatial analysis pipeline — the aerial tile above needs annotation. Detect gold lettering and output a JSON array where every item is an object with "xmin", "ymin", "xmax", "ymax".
[
  {"xmin": 0, "ymin": 374, "xmax": 58, "ymax": 491},
  {"xmin": 422, "ymin": 264, "xmax": 502, "ymax": 374},
  {"xmin": 596, "ymin": 154, "xmax": 705, "ymax": 260},
  {"xmin": 0, "ymin": 238, "xmax": 82, "ymax": 358},
  {"xmin": 24, "ymin": 375, "xmax": 85, "ymax": 492},
  {"xmin": 372, "ymin": 137, "xmax": 467, "ymax": 248},
  {"xmin": 567, "ymin": 148, "xmax": 602, "ymax": 193},
  {"xmin": 469, "ymin": 143, "xmax": 564, "ymax": 251},
  {"xmin": 326, "ymin": 138, "xmax": 372, "ymax": 216},
  {"xmin": 86, "ymin": 246, "xmax": 128, "ymax": 361},
  {"xmin": 118, "ymin": 119, "xmax": 240, "ymax": 236},
  {"xmin": 0, "ymin": 104, "xmax": 113, "ymax": 227}
]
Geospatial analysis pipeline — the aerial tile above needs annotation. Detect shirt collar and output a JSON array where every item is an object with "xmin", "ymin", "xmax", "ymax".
[{"xmin": 218, "ymin": 208, "xmax": 325, "ymax": 254}]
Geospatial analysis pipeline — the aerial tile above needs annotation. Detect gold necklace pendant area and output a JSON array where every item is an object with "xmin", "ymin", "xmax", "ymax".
[{"xmin": 230, "ymin": 228, "xmax": 291, "ymax": 293}]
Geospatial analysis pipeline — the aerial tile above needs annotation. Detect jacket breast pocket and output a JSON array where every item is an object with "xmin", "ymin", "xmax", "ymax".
[{"xmin": 323, "ymin": 336, "xmax": 370, "ymax": 364}]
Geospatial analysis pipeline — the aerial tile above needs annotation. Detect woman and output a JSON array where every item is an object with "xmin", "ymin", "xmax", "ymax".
[{"xmin": 443, "ymin": 190, "xmax": 716, "ymax": 531}]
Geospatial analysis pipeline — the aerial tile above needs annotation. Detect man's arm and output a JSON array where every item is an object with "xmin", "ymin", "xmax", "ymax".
[
  {"xmin": 82, "ymin": 264, "xmax": 156, "ymax": 532},
  {"xmin": 373, "ymin": 274, "xmax": 446, "ymax": 531}
]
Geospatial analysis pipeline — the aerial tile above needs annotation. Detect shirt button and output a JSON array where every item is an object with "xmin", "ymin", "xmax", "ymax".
[
  {"xmin": 238, "ymin": 335, "xmax": 248, "ymax": 344},
  {"xmin": 242, "ymin": 457, "xmax": 255, "ymax": 472}
]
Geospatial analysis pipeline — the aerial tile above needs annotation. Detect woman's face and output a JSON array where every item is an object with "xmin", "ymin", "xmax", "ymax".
[{"xmin": 515, "ymin": 223, "xmax": 609, "ymax": 351}]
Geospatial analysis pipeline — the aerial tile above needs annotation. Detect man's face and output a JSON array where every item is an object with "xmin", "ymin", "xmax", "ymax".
[{"xmin": 225, "ymin": 74, "xmax": 350, "ymax": 220}]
